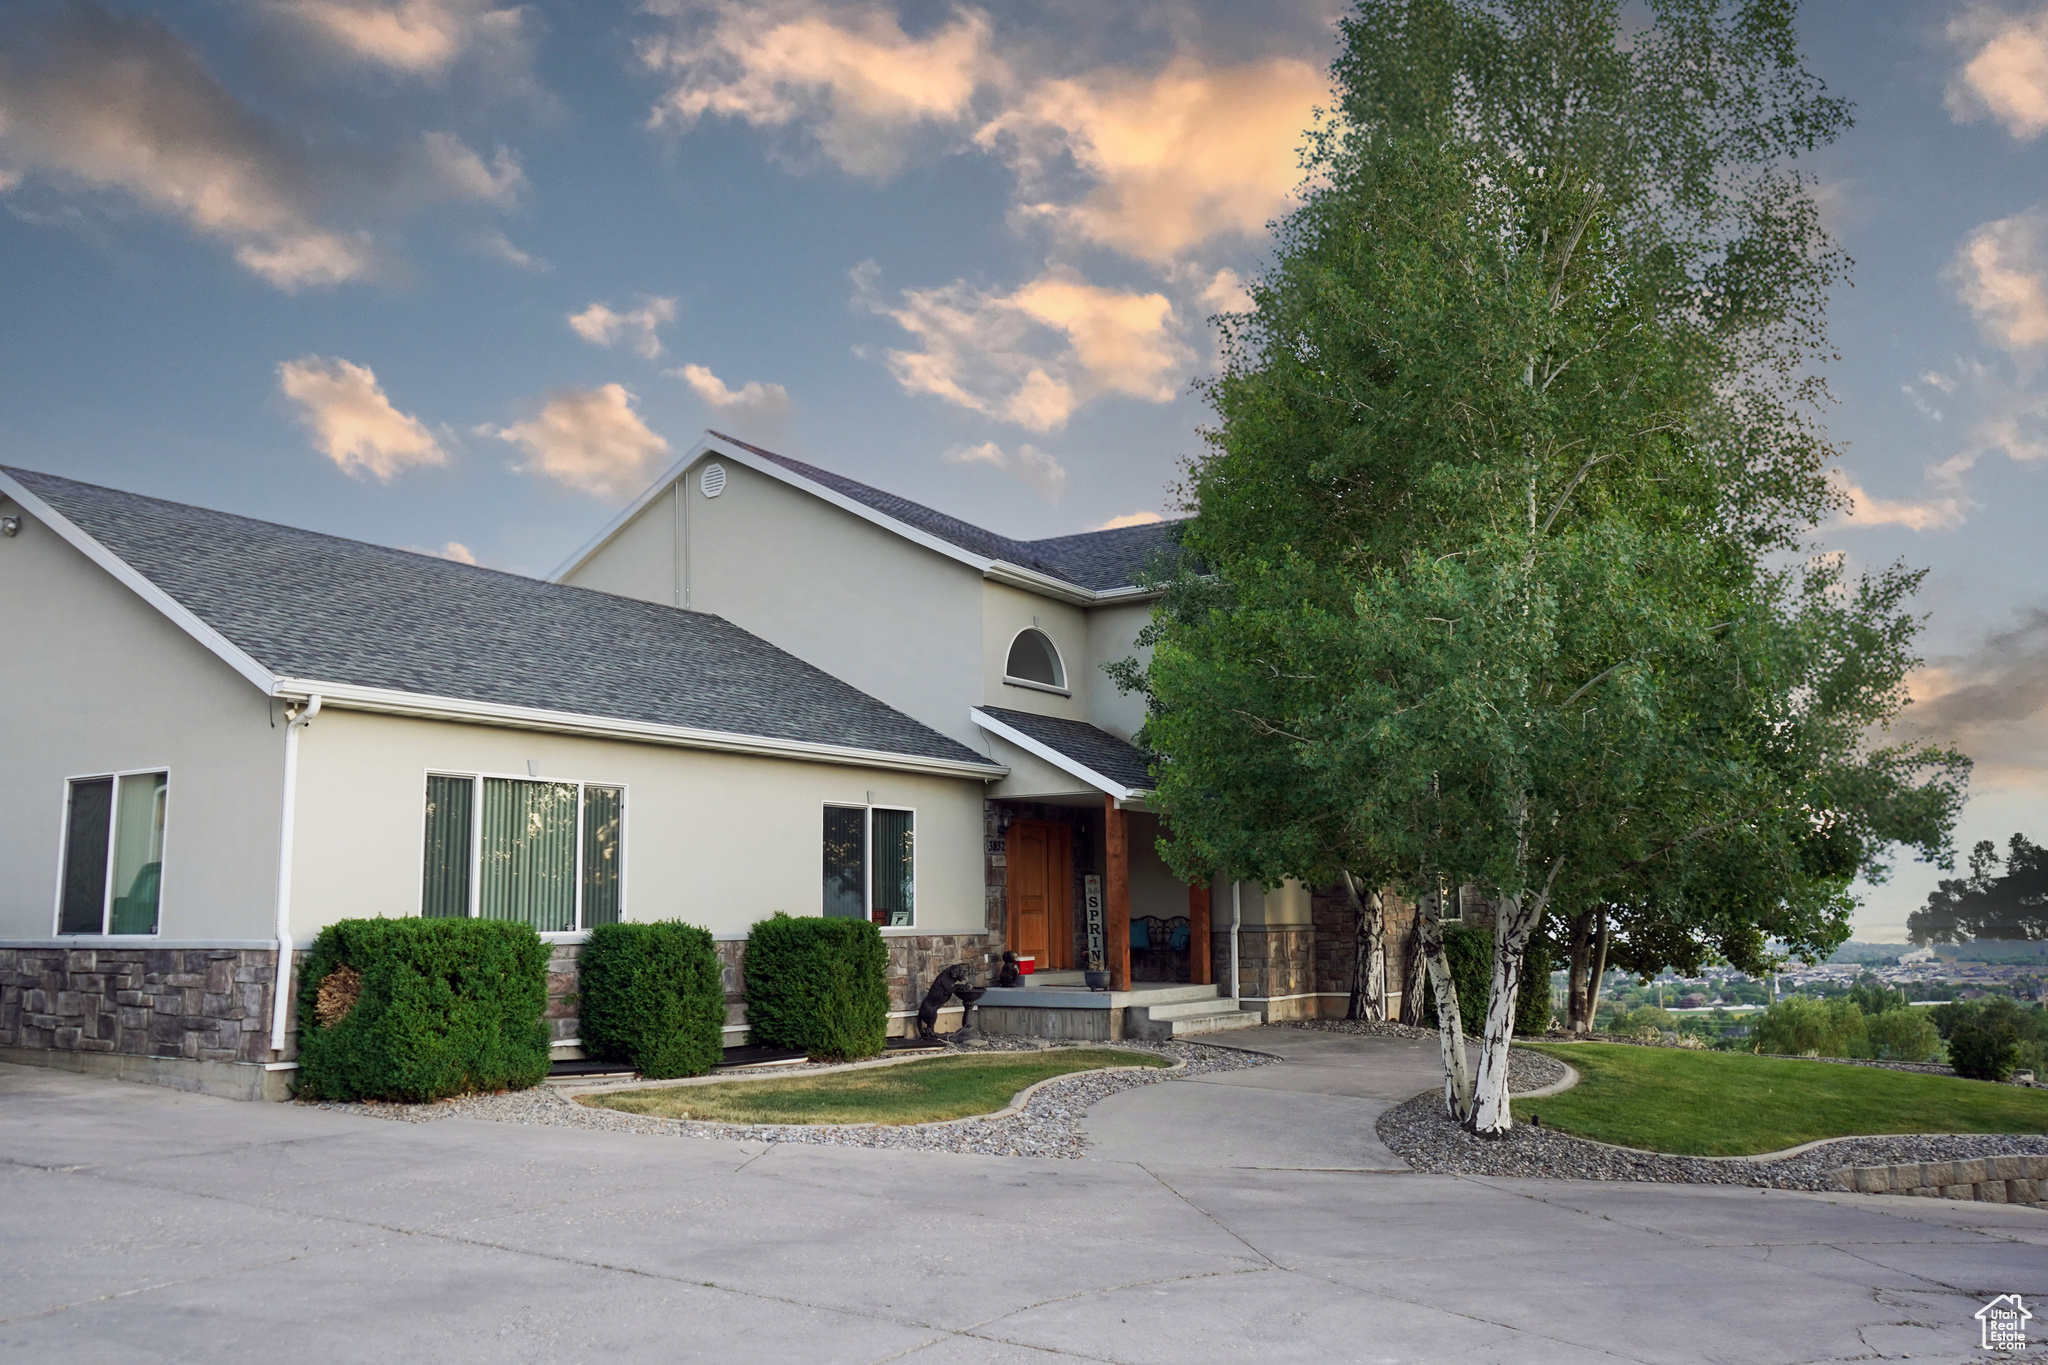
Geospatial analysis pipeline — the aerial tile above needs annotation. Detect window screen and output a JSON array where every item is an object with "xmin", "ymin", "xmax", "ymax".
[
  {"xmin": 822, "ymin": 806, "xmax": 866, "ymax": 919},
  {"xmin": 421, "ymin": 775, "xmax": 473, "ymax": 918},
  {"xmin": 58, "ymin": 778, "xmax": 114, "ymax": 934}
]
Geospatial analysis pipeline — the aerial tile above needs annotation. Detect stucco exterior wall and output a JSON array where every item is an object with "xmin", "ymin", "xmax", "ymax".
[
  {"xmin": 981, "ymin": 581, "xmax": 1091, "ymax": 720},
  {"xmin": 1084, "ymin": 601, "xmax": 1154, "ymax": 740},
  {"xmin": 562, "ymin": 456, "xmax": 990, "ymax": 751},
  {"xmin": 0, "ymin": 495, "xmax": 283, "ymax": 943},
  {"xmin": 559, "ymin": 482, "xmax": 679, "ymax": 606},
  {"xmin": 286, "ymin": 708, "xmax": 993, "ymax": 941}
]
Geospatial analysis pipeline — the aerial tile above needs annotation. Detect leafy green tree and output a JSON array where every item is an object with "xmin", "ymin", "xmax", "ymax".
[
  {"xmin": 1125, "ymin": 0, "xmax": 1966, "ymax": 1135},
  {"xmin": 1753, "ymin": 997, "xmax": 1866, "ymax": 1058},
  {"xmin": 1910, "ymin": 834, "xmax": 2048, "ymax": 945},
  {"xmin": 1863, "ymin": 1008, "xmax": 1940, "ymax": 1063}
]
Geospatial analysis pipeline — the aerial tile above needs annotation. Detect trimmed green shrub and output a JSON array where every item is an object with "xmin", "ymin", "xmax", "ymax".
[
  {"xmin": 1864, "ymin": 1007, "xmax": 1942, "ymax": 1063},
  {"xmin": 1949, "ymin": 1018, "xmax": 2023, "ymax": 1082},
  {"xmin": 1422, "ymin": 923, "xmax": 1491, "ymax": 1035},
  {"xmin": 743, "ymin": 913, "xmax": 889, "ymax": 1061},
  {"xmin": 1514, "ymin": 935, "xmax": 1554, "ymax": 1036},
  {"xmin": 296, "ymin": 918, "xmax": 550, "ymax": 1102},
  {"xmin": 578, "ymin": 921, "xmax": 726, "ymax": 1079}
]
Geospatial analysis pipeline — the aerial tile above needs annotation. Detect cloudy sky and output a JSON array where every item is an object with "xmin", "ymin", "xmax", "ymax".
[{"xmin": 0, "ymin": 0, "xmax": 2041, "ymax": 940}]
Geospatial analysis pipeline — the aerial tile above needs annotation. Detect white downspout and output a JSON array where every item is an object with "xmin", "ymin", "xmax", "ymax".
[
  {"xmin": 269, "ymin": 695, "xmax": 321, "ymax": 1054},
  {"xmin": 1230, "ymin": 880, "xmax": 1242, "ymax": 1002}
]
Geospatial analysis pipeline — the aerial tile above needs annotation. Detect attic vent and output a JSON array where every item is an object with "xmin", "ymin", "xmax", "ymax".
[{"xmin": 699, "ymin": 462, "xmax": 727, "ymax": 498}]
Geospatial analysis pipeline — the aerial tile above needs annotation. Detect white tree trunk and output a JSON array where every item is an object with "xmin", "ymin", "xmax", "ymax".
[
  {"xmin": 1341, "ymin": 872, "xmax": 1386, "ymax": 1022},
  {"xmin": 1417, "ymin": 894, "xmax": 1472, "ymax": 1121},
  {"xmin": 1401, "ymin": 916, "xmax": 1429, "ymax": 1025},
  {"xmin": 1468, "ymin": 860, "xmax": 1565, "ymax": 1136}
]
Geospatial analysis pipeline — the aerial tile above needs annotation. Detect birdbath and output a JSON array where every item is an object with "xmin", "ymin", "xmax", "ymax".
[{"xmin": 952, "ymin": 985, "xmax": 989, "ymax": 1043}]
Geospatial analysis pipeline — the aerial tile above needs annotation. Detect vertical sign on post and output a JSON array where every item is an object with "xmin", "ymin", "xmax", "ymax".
[{"xmin": 1084, "ymin": 874, "xmax": 1105, "ymax": 972}]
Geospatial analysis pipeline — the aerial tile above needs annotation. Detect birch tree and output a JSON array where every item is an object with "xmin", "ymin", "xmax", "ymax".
[{"xmin": 1127, "ymin": 0, "xmax": 1966, "ymax": 1135}]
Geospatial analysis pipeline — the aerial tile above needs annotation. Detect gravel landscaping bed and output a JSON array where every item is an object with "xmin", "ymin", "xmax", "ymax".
[
  {"xmin": 298, "ymin": 1038, "xmax": 1273, "ymax": 1158},
  {"xmin": 1377, "ymin": 1093, "xmax": 2048, "ymax": 1189}
]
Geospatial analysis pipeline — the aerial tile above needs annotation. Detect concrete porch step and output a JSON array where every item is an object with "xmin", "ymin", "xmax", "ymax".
[
  {"xmin": 1140, "ymin": 996, "xmax": 1248, "ymax": 1022},
  {"xmin": 1126, "ymin": 998, "xmax": 1266, "ymax": 1040}
]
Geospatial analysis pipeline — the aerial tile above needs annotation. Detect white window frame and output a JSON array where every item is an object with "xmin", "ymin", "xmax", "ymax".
[
  {"xmin": 821, "ymin": 799, "xmax": 917, "ymax": 927},
  {"xmin": 1002, "ymin": 627, "xmax": 1071, "ymax": 697},
  {"xmin": 51, "ymin": 767, "xmax": 172, "ymax": 938},
  {"xmin": 418, "ymin": 769, "xmax": 629, "ymax": 932}
]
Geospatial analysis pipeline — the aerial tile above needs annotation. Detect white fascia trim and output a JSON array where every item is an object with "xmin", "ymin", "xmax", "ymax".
[
  {"xmin": 981, "ymin": 561, "xmax": 1099, "ymax": 607},
  {"xmin": 970, "ymin": 707, "xmax": 1149, "ymax": 803},
  {"xmin": 0, "ymin": 470, "xmax": 278, "ymax": 696},
  {"xmin": 547, "ymin": 434, "xmax": 1140, "ymax": 608},
  {"xmin": 276, "ymin": 677, "xmax": 1010, "ymax": 782},
  {"xmin": 547, "ymin": 442, "xmax": 705, "ymax": 583}
]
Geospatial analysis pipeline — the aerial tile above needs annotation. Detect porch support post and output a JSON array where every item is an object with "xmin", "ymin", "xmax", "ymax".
[
  {"xmin": 1188, "ymin": 881, "xmax": 1212, "ymax": 985},
  {"xmin": 1104, "ymin": 794, "xmax": 1131, "ymax": 992}
]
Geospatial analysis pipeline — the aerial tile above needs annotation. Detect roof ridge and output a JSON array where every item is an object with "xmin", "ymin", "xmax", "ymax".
[
  {"xmin": 2, "ymin": 464, "xmax": 729, "ymax": 618},
  {"xmin": 706, "ymin": 435, "xmax": 1185, "ymax": 589}
]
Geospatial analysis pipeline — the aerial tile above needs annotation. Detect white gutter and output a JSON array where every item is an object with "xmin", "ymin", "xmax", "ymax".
[
  {"xmin": 1230, "ymin": 880, "xmax": 1242, "ymax": 1002},
  {"xmin": 269, "ymin": 695, "xmax": 320, "ymax": 1053},
  {"xmin": 274, "ymin": 679, "xmax": 1009, "ymax": 782},
  {"xmin": 969, "ymin": 707, "xmax": 1147, "ymax": 801}
]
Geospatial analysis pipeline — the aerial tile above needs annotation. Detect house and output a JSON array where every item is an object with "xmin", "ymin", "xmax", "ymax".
[{"xmin": 0, "ymin": 440, "xmax": 1390, "ymax": 1102}]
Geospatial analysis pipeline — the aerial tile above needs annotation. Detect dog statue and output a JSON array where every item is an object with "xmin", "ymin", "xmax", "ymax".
[
  {"xmin": 916, "ymin": 964, "xmax": 973, "ymax": 1040},
  {"xmin": 994, "ymin": 951, "xmax": 1022, "ymax": 988}
]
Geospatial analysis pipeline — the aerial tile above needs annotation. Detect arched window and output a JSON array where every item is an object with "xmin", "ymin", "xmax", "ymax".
[{"xmin": 1005, "ymin": 628, "xmax": 1067, "ymax": 690}]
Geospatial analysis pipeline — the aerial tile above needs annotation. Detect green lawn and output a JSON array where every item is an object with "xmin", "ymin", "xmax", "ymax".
[
  {"xmin": 1520, "ymin": 1043, "xmax": 2048, "ymax": 1156},
  {"xmin": 579, "ymin": 1048, "xmax": 1170, "ymax": 1126}
]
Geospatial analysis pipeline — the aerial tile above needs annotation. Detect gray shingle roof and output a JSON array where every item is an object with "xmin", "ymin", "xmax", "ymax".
[
  {"xmin": 7, "ymin": 467, "xmax": 998, "ymax": 770},
  {"xmin": 716, "ymin": 434, "xmax": 1183, "ymax": 593},
  {"xmin": 974, "ymin": 706, "xmax": 1155, "ymax": 793}
]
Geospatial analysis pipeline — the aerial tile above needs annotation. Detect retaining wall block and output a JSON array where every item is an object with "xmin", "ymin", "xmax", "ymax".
[
  {"xmin": 1980, "ymin": 1180, "xmax": 2010, "ymax": 1203},
  {"xmin": 2014, "ymin": 1179, "xmax": 2039, "ymax": 1203}
]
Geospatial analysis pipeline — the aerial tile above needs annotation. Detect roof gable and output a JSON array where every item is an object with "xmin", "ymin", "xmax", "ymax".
[
  {"xmin": 2, "ymin": 466, "xmax": 1000, "ymax": 774},
  {"xmin": 552, "ymin": 431, "xmax": 1185, "ymax": 602}
]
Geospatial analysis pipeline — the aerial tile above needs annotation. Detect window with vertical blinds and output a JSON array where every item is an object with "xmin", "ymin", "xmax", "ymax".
[
  {"xmin": 820, "ymin": 805, "xmax": 913, "ymax": 926},
  {"xmin": 581, "ymin": 786, "xmax": 623, "ymax": 927},
  {"xmin": 420, "ymin": 775, "xmax": 473, "ymax": 918},
  {"xmin": 871, "ymin": 808, "xmax": 913, "ymax": 926},
  {"xmin": 419, "ymin": 774, "xmax": 622, "ymax": 930}
]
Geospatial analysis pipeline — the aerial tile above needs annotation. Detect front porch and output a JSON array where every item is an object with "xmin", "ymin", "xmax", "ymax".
[{"xmin": 976, "ymin": 973, "xmax": 1264, "ymax": 1042}]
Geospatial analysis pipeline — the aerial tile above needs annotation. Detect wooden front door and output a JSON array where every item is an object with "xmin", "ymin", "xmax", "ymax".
[{"xmin": 1007, "ymin": 821, "xmax": 1072, "ymax": 970}]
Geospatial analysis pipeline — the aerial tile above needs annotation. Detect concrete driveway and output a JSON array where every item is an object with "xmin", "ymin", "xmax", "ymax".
[
  {"xmin": 1084, "ymin": 1026, "xmax": 1441, "ymax": 1170},
  {"xmin": 2, "ymin": 1045, "xmax": 2043, "ymax": 1365}
]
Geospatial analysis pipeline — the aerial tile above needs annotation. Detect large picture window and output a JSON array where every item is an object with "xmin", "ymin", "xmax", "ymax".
[
  {"xmin": 57, "ymin": 771, "xmax": 168, "ymax": 936},
  {"xmin": 821, "ymin": 804, "xmax": 914, "ymax": 926},
  {"xmin": 421, "ymin": 774, "xmax": 623, "ymax": 931}
]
